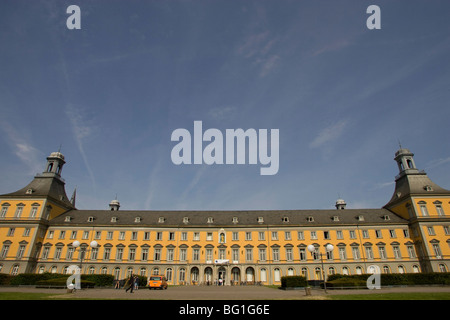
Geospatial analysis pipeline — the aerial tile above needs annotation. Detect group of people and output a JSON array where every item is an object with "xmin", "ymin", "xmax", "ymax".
[{"xmin": 114, "ymin": 275, "xmax": 140, "ymax": 293}]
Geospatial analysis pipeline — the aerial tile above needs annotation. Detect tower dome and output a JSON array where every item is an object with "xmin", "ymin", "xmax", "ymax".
[
  {"xmin": 109, "ymin": 199, "xmax": 120, "ymax": 211},
  {"xmin": 335, "ymin": 198, "xmax": 347, "ymax": 210}
]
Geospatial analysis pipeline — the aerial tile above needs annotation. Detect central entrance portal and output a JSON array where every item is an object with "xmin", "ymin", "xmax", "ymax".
[{"xmin": 218, "ymin": 266, "xmax": 226, "ymax": 285}]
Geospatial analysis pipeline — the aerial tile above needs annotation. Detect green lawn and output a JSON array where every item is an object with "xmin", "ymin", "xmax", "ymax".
[{"xmin": 329, "ymin": 292, "xmax": 450, "ymax": 300}]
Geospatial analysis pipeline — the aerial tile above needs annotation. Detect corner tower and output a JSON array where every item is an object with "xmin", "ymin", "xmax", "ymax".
[
  {"xmin": 384, "ymin": 147, "xmax": 450, "ymax": 273},
  {"xmin": 0, "ymin": 151, "xmax": 75, "ymax": 273}
]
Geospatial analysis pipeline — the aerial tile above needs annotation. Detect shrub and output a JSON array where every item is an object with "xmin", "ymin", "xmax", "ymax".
[
  {"xmin": 281, "ymin": 276, "xmax": 307, "ymax": 288},
  {"xmin": 36, "ymin": 277, "xmax": 95, "ymax": 288}
]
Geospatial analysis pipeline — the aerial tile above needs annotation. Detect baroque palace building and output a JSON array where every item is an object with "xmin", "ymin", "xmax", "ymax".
[{"xmin": 0, "ymin": 148, "xmax": 449, "ymax": 285}]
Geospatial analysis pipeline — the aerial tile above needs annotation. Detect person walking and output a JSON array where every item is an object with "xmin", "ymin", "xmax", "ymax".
[
  {"xmin": 124, "ymin": 275, "xmax": 134, "ymax": 293},
  {"xmin": 133, "ymin": 275, "xmax": 139, "ymax": 291}
]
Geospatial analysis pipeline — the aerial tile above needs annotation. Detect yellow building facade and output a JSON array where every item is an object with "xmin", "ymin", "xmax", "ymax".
[{"xmin": 0, "ymin": 148, "xmax": 449, "ymax": 285}]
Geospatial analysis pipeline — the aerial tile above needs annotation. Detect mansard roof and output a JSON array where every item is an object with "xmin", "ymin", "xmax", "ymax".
[
  {"xmin": 0, "ymin": 174, "xmax": 74, "ymax": 209},
  {"xmin": 50, "ymin": 208, "xmax": 407, "ymax": 227}
]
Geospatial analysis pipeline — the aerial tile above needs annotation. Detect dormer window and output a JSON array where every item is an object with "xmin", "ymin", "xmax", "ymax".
[
  {"xmin": 357, "ymin": 215, "xmax": 365, "ymax": 222},
  {"xmin": 232, "ymin": 217, "xmax": 239, "ymax": 224},
  {"xmin": 65, "ymin": 216, "xmax": 72, "ymax": 222},
  {"xmin": 383, "ymin": 215, "xmax": 390, "ymax": 221},
  {"xmin": 26, "ymin": 189, "xmax": 33, "ymax": 194},
  {"xmin": 258, "ymin": 217, "xmax": 264, "ymax": 223},
  {"xmin": 424, "ymin": 185, "xmax": 433, "ymax": 191},
  {"xmin": 332, "ymin": 216, "xmax": 340, "ymax": 222},
  {"xmin": 207, "ymin": 217, "xmax": 214, "ymax": 224},
  {"xmin": 282, "ymin": 216, "xmax": 289, "ymax": 223},
  {"xmin": 87, "ymin": 216, "xmax": 94, "ymax": 222},
  {"xmin": 158, "ymin": 217, "xmax": 165, "ymax": 223},
  {"xmin": 111, "ymin": 217, "xmax": 118, "ymax": 223},
  {"xmin": 134, "ymin": 217, "xmax": 141, "ymax": 223},
  {"xmin": 307, "ymin": 216, "xmax": 314, "ymax": 222},
  {"xmin": 183, "ymin": 217, "xmax": 189, "ymax": 224}
]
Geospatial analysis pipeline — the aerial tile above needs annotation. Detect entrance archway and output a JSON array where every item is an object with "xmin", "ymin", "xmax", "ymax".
[
  {"xmin": 204, "ymin": 267, "xmax": 213, "ymax": 285},
  {"xmin": 218, "ymin": 266, "xmax": 226, "ymax": 285},
  {"xmin": 231, "ymin": 267, "xmax": 240, "ymax": 285},
  {"xmin": 245, "ymin": 267, "xmax": 255, "ymax": 283}
]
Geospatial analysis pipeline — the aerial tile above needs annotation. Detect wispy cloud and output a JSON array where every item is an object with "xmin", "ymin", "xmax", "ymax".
[
  {"xmin": 425, "ymin": 157, "xmax": 450, "ymax": 170},
  {"xmin": 309, "ymin": 120, "xmax": 349, "ymax": 149},
  {"xmin": 236, "ymin": 31, "xmax": 281, "ymax": 77},
  {"xmin": 0, "ymin": 121, "xmax": 42, "ymax": 174},
  {"xmin": 65, "ymin": 104, "xmax": 97, "ymax": 190}
]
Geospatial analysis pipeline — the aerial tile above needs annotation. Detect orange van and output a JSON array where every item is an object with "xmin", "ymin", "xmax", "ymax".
[{"xmin": 148, "ymin": 275, "xmax": 168, "ymax": 290}]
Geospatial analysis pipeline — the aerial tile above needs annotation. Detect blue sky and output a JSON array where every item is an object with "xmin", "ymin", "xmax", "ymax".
[{"xmin": 1, "ymin": 0, "xmax": 449, "ymax": 211}]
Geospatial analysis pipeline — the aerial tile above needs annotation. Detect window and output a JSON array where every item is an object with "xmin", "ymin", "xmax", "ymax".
[
  {"xmin": 389, "ymin": 230, "xmax": 397, "ymax": 238},
  {"xmin": 169, "ymin": 232, "xmax": 175, "ymax": 240},
  {"xmin": 285, "ymin": 231, "xmax": 291, "ymax": 240},
  {"xmin": 271, "ymin": 232, "xmax": 278, "ymax": 240},
  {"xmin": 286, "ymin": 248, "xmax": 293, "ymax": 261},
  {"xmin": 435, "ymin": 203, "xmax": 445, "ymax": 216},
  {"xmin": 232, "ymin": 232, "xmax": 239, "ymax": 241},
  {"xmin": 352, "ymin": 247, "xmax": 360, "ymax": 260},
  {"xmin": 392, "ymin": 246, "xmax": 401, "ymax": 259},
  {"xmin": 257, "ymin": 217, "xmax": 264, "ymax": 223},
  {"xmin": 272, "ymin": 248, "xmax": 280, "ymax": 261},
  {"xmin": 7, "ymin": 228, "xmax": 15, "ymax": 236},
  {"xmin": 299, "ymin": 248, "xmax": 306, "ymax": 261},
  {"xmin": 282, "ymin": 217, "xmax": 289, "ymax": 223},
  {"xmin": 375, "ymin": 230, "xmax": 382, "ymax": 238},
  {"xmin": 206, "ymin": 233, "xmax": 213, "ymax": 241},
  {"xmin": 181, "ymin": 232, "xmax": 187, "ymax": 241},
  {"xmin": 194, "ymin": 232, "xmax": 200, "ymax": 241},
  {"xmin": 119, "ymin": 232, "xmax": 125, "ymax": 240},
  {"xmin": 142, "ymin": 248, "xmax": 149, "ymax": 261},
  {"xmin": 129, "ymin": 248, "xmax": 136, "ymax": 261},
  {"xmin": 310, "ymin": 231, "xmax": 317, "ymax": 240},
  {"xmin": 207, "ymin": 217, "xmax": 214, "ymax": 224},
  {"xmin": 87, "ymin": 216, "xmax": 94, "ymax": 222},
  {"xmin": 131, "ymin": 232, "xmax": 138, "ymax": 240},
  {"xmin": 70, "ymin": 231, "xmax": 77, "ymax": 239},
  {"xmin": 432, "ymin": 244, "xmax": 442, "ymax": 258},
  {"xmin": 154, "ymin": 248, "xmax": 161, "ymax": 261},
  {"xmin": 258, "ymin": 232, "xmax": 265, "ymax": 241},
  {"xmin": 158, "ymin": 217, "xmax": 165, "ymax": 223},
  {"xmin": 14, "ymin": 205, "xmax": 24, "ymax": 218},
  {"xmin": 193, "ymin": 249, "xmax": 200, "ymax": 261},
  {"xmin": 323, "ymin": 231, "xmax": 330, "ymax": 240},
  {"xmin": 245, "ymin": 248, "xmax": 253, "ymax": 262},
  {"xmin": 378, "ymin": 246, "xmax": 386, "ymax": 259},
  {"xmin": 407, "ymin": 245, "xmax": 416, "ymax": 258},
  {"xmin": 365, "ymin": 246, "xmax": 374, "ymax": 259},
  {"xmin": 297, "ymin": 231, "xmax": 304, "ymax": 240},
  {"xmin": 0, "ymin": 205, "xmax": 9, "ymax": 218},
  {"xmin": 427, "ymin": 227, "xmax": 435, "ymax": 236},
  {"xmin": 107, "ymin": 231, "xmax": 114, "ymax": 240},
  {"xmin": 245, "ymin": 232, "xmax": 252, "ymax": 241},
  {"xmin": 232, "ymin": 248, "xmax": 239, "ymax": 263},
  {"xmin": 30, "ymin": 206, "xmax": 39, "ymax": 218},
  {"xmin": 144, "ymin": 232, "xmax": 150, "ymax": 240},
  {"xmin": 307, "ymin": 216, "xmax": 314, "ymax": 222},
  {"xmin": 167, "ymin": 248, "xmax": 174, "ymax": 262},
  {"xmin": 134, "ymin": 217, "xmax": 141, "ymax": 223},
  {"xmin": 156, "ymin": 232, "xmax": 163, "ymax": 241},
  {"xmin": 362, "ymin": 230, "xmax": 369, "ymax": 239},
  {"xmin": 259, "ymin": 248, "xmax": 266, "ymax": 261},
  {"xmin": 116, "ymin": 248, "xmax": 123, "ymax": 260},
  {"xmin": 336, "ymin": 230, "xmax": 343, "ymax": 239},
  {"xmin": 179, "ymin": 248, "xmax": 187, "ymax": 261},
  {"xmin": 338, "ymin": 247, "xmax": 346, "ymax": 260},
  {"xmin": 349, "ymin": 230, "xmax": 356, "ymax": 239},
  {"xmin": 419, "ymin": 203, "xmax": 429, "ymax": 216},
  {"xmin": 206, "ymin": 248, "xmax": 213, "ymax": 262}
]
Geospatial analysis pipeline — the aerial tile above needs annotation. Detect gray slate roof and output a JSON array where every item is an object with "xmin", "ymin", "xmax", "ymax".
[{"xmin": 50, "ymin": 208, "xmax": 407, "ymax": 227}]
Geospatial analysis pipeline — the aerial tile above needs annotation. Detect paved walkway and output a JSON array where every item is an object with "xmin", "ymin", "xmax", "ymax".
[{"xmin": 1, "ymin": 285, "xmax": 450, "ymax": 300}]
